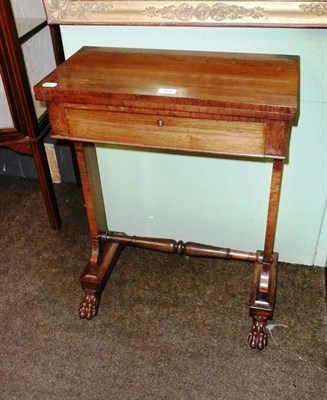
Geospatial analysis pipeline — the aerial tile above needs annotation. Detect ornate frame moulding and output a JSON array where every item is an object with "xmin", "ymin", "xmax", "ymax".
[{"xmin": 43, "ymin": 0, "xmax": 327, "ymax": 27}]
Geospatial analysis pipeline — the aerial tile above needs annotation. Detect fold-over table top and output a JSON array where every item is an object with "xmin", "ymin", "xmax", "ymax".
[{"xmin": 35, "ymin": 46, "xmax": 299, "ymax": 121}]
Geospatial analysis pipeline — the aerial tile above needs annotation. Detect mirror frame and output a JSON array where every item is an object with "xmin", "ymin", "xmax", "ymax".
[{"xmin": 42, "ymin": 0, "xmax": 326, "ymax": 27}]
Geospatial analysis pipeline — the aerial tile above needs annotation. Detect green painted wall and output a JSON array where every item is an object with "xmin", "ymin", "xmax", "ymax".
[{"xmin": 61, "ymin": 27, "xmax": 327, "ymax": 266}]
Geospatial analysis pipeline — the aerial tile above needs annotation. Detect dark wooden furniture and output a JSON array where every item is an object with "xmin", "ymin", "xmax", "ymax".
[
  {"xmin": 0, "ymin": 0, "xmax": 64, "ymax": 229},
  {"xmin": 35, "ymin": 47, "xmax": 299, "ymax": 349}
]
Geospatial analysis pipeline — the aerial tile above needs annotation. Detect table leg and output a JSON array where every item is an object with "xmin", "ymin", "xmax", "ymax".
[
  {"xmin": 248, "ymin": 159, "xmax": 284, "ymax": 349},
  {"xmin": 74, "ymin": 142, "xmax": 122, "ymax": 319}
]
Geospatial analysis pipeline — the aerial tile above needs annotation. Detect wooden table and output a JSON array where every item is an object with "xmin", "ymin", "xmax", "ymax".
[{"xmin": 35, "ymin": 47, "xmax": 299, "ymax": 350}]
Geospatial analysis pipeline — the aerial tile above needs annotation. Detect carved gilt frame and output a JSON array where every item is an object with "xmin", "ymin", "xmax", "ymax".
[{"xmin": 43, "ymin": 0, "xmax": 326, "ymax": 27}]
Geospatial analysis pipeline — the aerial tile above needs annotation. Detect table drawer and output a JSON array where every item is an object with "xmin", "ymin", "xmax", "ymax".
[{"xmin": 65, "ymin": 108, "xmax": 266, "ymax": 157}]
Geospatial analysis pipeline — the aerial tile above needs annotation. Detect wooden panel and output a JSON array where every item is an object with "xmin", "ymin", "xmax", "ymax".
[
  {"xmin": 65, "ymin": 108, "xmax": 266, "ymax": 158},
  {"xmin": 265, "ymin": 120, "xmax": 289, "ymax": 157}
]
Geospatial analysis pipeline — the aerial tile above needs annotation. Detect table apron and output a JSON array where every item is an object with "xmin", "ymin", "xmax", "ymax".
[{"xmin": 48, "ymin": 104, "xmax": 289, "ymax": 159}]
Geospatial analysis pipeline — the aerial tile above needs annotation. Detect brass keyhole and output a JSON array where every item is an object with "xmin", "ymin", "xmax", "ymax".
[{"xmin": 157, "ymin": 119, "xmax": 164, "ymax": 127}]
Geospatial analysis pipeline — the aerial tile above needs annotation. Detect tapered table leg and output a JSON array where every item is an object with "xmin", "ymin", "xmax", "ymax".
[
  {"xmin": 79, "ymin": 241, "xmax": 122, "ymax": 319},
  {"xmin": 74, "ymin": 142, "xmax": 121, "ymax": 319},
  {"xmin": 249, "ymin": 159, "xmax": 284, "ymax": 349}
]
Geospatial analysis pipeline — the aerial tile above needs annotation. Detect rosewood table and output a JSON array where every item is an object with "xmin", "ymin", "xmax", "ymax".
[{"xmin": 35, "ymin": 47, "xmax": 299, "ymax": 350}]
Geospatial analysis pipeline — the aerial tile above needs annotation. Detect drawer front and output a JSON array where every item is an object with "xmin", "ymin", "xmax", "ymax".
[{"xmin": 65, "ymin": 108, "xmax": 266, "ymax": 158}]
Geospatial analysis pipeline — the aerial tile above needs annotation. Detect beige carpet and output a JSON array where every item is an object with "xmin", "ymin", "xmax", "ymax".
[{"xmin": 0, "ymin": 176, "xmax": 326, "ymax": 400}]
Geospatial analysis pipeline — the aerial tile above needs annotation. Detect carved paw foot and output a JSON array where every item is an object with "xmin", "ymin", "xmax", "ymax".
[
  {"xmin": 79, "ymin": 289, "xmax": 99, "ymax": 320},
  {"xmin": 248, "ymin": 317, "xmax": 268, "ymax": 350}
]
